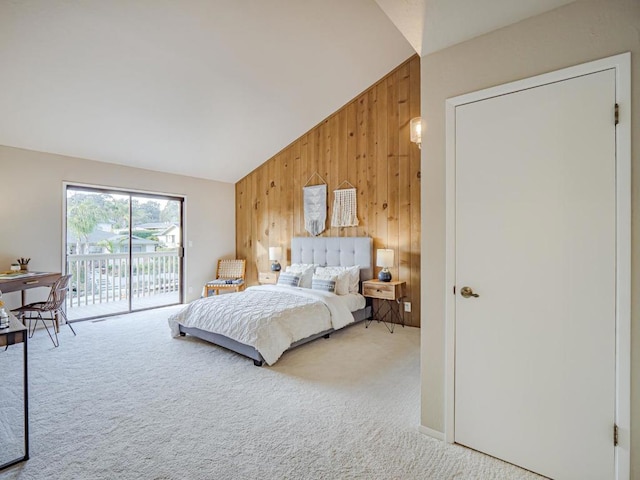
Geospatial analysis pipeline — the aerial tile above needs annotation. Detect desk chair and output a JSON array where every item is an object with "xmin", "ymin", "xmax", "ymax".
[
  {"xmin": 204, "ymin": 259, "xmax": 246, "ymax": 296},
  {"xmin": 12, "ymin": 274, "xmax": 76, "ymax": 347}
]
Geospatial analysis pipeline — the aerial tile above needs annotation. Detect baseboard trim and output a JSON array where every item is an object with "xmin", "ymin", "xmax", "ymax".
[{"xmin": 418, "ymin": 425, "xmax": 444, "ymax": 441}]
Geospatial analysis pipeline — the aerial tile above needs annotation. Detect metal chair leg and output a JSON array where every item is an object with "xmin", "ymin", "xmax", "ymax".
[
  {"xmin": 58, "ymin": 309, "xmax": 76, "ymax": 336},
  {"xmin": 40, "ymin": 313, "xmax": 59, "ymax": 348},
  {"xmin": 66, "ymin": 322, "xmax": 76, "ymax": 336},
  {"xmin": 27, "ymin": 316, "xmax": 36, "ymax": 338}
]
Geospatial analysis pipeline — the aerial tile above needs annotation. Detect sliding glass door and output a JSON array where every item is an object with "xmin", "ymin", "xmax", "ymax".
[
  {"xmin": 130, "ymin": 195, "xmax": 182, "ymax": 311},
  {"xmin": 65, "ymin": 186, "xmax": 183, "ymax": 321}
]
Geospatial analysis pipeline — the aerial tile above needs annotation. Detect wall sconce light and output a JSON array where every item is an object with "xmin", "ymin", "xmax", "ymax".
[
  {"xmin": 269, "ymin": 247, "xmax": 282, "ymax": 271},
  {"xmin": 376, "ymin": 248, "xmax": 394, "ymax": 282},
  {"xmin": 410, "ymin": 117, "xmax": 422, "ymax": 149}
]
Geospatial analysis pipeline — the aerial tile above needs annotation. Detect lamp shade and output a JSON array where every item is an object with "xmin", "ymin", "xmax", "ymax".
[
  {"xmin": 376, "ymin": 249, "xmax": 394, "ymax": 268},
  {"xmin": 268, "ymin": 247, "xmax": 282, "ymax": 261},
  {"xmin": 410, "ymin": 117, "xmax": 422, "ymax": 148}
]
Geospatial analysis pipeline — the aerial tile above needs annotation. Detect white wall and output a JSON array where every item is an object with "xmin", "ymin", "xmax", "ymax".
[
  {"xmin": 0, "ymin": 145, "xmax": 235, "ymax": 309},
  {"xmin": 420, "ymin": 0, "xmax": 640, "ymax": 475}
]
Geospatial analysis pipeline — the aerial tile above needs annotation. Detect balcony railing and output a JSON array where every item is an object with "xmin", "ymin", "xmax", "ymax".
[{"xmin": 66, "ymin": 251, "xmax": 180, "ymax": 310}]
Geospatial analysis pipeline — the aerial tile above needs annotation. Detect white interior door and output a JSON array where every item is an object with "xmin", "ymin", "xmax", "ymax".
[{"xmin": 454, "ymin": 69, "xmax": 616, "ymax": 479}]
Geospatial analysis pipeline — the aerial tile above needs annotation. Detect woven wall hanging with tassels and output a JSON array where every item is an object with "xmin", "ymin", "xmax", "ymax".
[
  {"xmin": 331, "ymin": 181, "xmax": 358, "ymax": 227},
  {"xmin": 303, "ymin": 172, "xmax": 327, "ymax": 236}
]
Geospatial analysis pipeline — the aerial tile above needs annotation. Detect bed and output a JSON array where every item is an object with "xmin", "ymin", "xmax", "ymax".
[{"xmin": 168, "ymin": 236, "xmax": 373, "ymax": 366}]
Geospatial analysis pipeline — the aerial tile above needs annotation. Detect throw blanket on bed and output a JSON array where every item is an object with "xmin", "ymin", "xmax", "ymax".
[{"xmin": 168, "ymin": 286, "xmax": 354, "ymax": 365}]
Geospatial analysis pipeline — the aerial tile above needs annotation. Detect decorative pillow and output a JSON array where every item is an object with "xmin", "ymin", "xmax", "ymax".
[
  {"xmin": 277, "ymin": 272, "xmax": 301, "ymax": 287},
  {"xmin": 315, "ymin": 267, "xmax": 350, "ymax": 295},
  {"xmin": 311, "ymin": 274, "xmax": 338, "ymax": 293},
  {"xmin": 345, "ymin": 265, "xmax": 360, "ymax": 293},
  {"xmin": 285, "ymin": 263, "xmax": 316, "ymax": 289}
]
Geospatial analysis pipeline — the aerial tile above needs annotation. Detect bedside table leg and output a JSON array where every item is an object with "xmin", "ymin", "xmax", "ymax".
[
  {"xmin": 366, "ymin": 300, "xmax": 384, "ymax": 328},
  {"xmin": 366, "ymin": 299, "xmax": 397, "ymax": 333}
]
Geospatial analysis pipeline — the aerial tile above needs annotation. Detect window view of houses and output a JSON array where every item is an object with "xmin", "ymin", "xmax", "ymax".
[{"xmin": 66, "ymin": 189, "xmax": 182, "ymax": 319}]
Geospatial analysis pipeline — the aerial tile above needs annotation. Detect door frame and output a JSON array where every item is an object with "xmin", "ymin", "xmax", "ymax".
[
  {"xmin": 443, "ymin": 53, "xmax": 630, "ymax": 478},
  {"xmin": 61, "ymin": 181, "xmax": 187, "ymax": 318}
]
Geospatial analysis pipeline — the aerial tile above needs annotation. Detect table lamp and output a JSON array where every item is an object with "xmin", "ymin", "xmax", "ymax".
[
  {"xmin": 376, "ymin": 249, "xmax": 394, "ymax": 282},
  {"xmin": 269, "ymin": 247, "xmax": 282, "ymax": 272}
]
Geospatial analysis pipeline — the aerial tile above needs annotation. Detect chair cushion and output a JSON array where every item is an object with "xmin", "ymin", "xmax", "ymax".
[{"xmin": 207, "ymin": 278, "xmax": 244, "ymax": 285}]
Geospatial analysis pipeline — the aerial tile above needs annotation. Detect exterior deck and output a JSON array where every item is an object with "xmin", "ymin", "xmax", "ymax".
[{"xmin": 66, "ymin": 251, "xmax": 181, "ymax": 320}]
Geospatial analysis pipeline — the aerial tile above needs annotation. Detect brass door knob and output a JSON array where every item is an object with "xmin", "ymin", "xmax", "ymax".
[{"xmin": 460, "ymin": 286, "xmax": 479, "ymax": 298}]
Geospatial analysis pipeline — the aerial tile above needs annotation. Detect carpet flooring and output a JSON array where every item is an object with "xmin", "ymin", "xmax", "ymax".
[{"xmin": 0, "ymin": 306, "xmax": 544, "ymax": 479}]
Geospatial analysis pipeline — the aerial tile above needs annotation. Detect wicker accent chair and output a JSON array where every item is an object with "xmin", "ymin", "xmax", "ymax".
[
  {"xmin": 12, "ymin": 274, "xmax": 76, "ymax": 347},
  {"xmin": 204, "ymin": 259, "xmax": 246, "ymax": 296}
]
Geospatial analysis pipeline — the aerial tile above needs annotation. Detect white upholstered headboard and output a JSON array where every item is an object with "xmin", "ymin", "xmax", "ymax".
[{"xmin": 290, "ymin": 237, "xmax": 373, "ymax": 281}]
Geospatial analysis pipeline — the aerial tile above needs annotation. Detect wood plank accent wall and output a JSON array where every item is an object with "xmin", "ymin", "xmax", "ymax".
[{"xmin": 235, "ymin": 55, "xmax": 421, "ymax": 326}]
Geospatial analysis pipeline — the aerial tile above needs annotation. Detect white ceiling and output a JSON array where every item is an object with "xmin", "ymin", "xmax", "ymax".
[
  {"xmin": 374, "ymin": 0, "xmax": 575, "ymax": 56},
  {"xmin": 1, "ymin": 0, "xmax": 575, "ymax": 184},
  {"xmin": 0, "ymin": 0, "xmax": 414, "ymax": 183}
]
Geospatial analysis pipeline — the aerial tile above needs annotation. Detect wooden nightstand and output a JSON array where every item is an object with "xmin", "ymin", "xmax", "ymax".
[
  {"xmin": 258, "ymin": 271, "xmax": 279, "ymax": 285},
  {"xmin": 362, "ymin": 279, "xmax": 405, "ymax": 333}
]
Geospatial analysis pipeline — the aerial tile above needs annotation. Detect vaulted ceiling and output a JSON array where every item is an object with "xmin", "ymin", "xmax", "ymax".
[
  {"xmin": 0, "ymin": 0, "xmax": 574, "ymax": 184},
  {"xmin": 374, "ymin": 0, "xmax": 575, "ymax": 55}
]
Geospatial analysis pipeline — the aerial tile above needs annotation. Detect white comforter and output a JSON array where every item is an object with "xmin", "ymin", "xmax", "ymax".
[{"xmin": 168, "ymin": 285, "xmax": 356, "ymax": 365}]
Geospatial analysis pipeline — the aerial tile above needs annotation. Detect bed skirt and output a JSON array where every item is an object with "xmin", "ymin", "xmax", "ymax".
[{"xmin": 178, "ymin": 305, "xmax": 371, "ymax": 366}]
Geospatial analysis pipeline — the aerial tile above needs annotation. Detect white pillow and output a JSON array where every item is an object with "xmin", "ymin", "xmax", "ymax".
[
  {"xmin": 315, "ymin": 266, "xmax": 350, "ymax": 295},
  {"xmin": 345, "ymin": 265, "xmax": 360, "ymax": 293},
  {"xmin": 311, "ymin": 274, "xmax": 338, "ymax": 293},
  {"xmin": 315, "ymin": 266, "xmax": 360, "ymax": 293},
  {"xmin": 285, "ymin": 263, "xmax": 316, "ymax": 289}
]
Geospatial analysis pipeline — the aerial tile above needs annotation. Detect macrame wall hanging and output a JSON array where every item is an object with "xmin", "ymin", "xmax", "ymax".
[
  {"xmin": 303, "ymin": 173, "xmax": 327, "ymax": 236},
  {"xmin": 331, "ymin": 181, "xmax": 359, "ymax": 227}
]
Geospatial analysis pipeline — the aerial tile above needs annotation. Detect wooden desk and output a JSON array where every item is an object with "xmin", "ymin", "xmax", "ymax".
[
  {"xmin": 0, "ymin": 272, "xmax": 61, "ymax": 306},
  {"xmin": 0, "ymin": 315, "xmax": 29, "ymax": 470}
]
